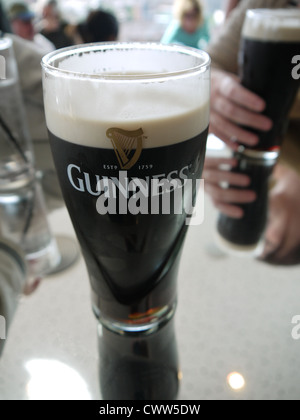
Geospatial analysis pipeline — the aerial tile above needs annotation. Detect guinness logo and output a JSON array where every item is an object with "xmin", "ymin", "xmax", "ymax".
[{"xmin": 106, "ymin": 127, "xmax": 144, "ymax": 170}]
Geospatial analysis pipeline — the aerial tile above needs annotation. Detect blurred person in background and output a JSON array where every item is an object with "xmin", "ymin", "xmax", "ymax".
[
  {"xmin": 203, "ymin": 0, "xmax": 300, "ymax": 265},
  {"xmin": 38, "ymin": 0, "xmax": 73, "ymax": 49},
  {"xmin": 72, "ymin": 8, "xmax": 119, "ymax": 44},
  {"xmin": 161, "ymin": 0, "xmax": 210, "ymax": 49},
  {"xmin": 7, "ymin": 1, "xmax": 55, "ymax": 53}
]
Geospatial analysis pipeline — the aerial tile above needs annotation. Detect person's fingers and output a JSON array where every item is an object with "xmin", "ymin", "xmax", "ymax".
[
  {"xmin": 210, "ymin": 112, "xmax": 259, "ymax": 147},
  {"xmin": 219, "ymin": 74, "xmax": 266, "ymax": 112},
  {"xmin": 213, "ymin": 201, "xmax": 244, "ymax": 218},
  {"xmin": 205, "ymin": 183, "xmax": 257, "ymax": 204},
  {"xmin": 208, "ymin": 125, "xmax": 240, "ymax": 150},
  {"xmin": 213, "ymin": 95, "xmax": 273, "ymax": 131},
  {"xmin": 203, "ymin": 168, "xmax": 251, "ymax": 187}
]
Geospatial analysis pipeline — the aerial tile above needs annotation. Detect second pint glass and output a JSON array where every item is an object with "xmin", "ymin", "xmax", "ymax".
[
  {"xmin": 42, "ymin": 44, "xmax": 210, "ymax": 332},
  {"xmin": 239, "ymin": 8, "xmax": 300, "ymax": 151}
]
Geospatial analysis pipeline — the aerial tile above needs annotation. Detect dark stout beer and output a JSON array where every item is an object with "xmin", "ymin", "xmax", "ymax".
[
  {"xmin": 239, "ymin": 9, "xmax": 300, "ymax": 151},
  {"xmin": 49, "ymin": 125, "xmax": 208, "ymax": 322},
  {"xmin": 217, "ymin": 150, "xmax": 277, "ymax": 252}
]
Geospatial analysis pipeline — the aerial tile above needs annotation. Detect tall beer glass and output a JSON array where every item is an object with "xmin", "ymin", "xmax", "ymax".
[
  {"xmin": 216, "ymin": 9, "xmax": 300, "ymax": 256},
  {"xmin": 42, "ymin": 43, "xmax": 210, "ymax": 398},
  {"xmin": 239, "ymin": 9, "xmax": 300, "ymax": 152}
]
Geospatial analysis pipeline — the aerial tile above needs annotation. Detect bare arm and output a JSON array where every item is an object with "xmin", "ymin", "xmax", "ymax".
[{"xmin": 224, "ymin": 0, "xmax": 240, "ymax": 20}]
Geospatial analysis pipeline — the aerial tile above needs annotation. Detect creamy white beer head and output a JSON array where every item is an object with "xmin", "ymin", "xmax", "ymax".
[
  {"xmin": 242, "ymin": 9, "xmax": 300, "ymax": 42},
  {"xmin": 42, "ymin": 44, "xmax": 210, "ymax": 148}
]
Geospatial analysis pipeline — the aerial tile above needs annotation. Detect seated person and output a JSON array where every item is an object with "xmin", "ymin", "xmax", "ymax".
[
  {"xmin": 161, "ymin": 0, "xmax": 210, "ymax": 49},
  {"xmin": 71, "ymin": 9, "xmax": 119, "ymax": 44},
  {"xmin": 38, "ymin": 0, "xmax": 74, "ymax": 49},
  {"xmin": 7, "ymin": 2, "xmax": 55, "ymax": 53}
]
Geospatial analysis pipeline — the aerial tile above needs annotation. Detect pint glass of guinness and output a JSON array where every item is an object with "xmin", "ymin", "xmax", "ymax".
[
  {"xmin": 239, "ymin": 9, "xmax": 300, "ymax": 152},
  {"xmin": 42, "ymin": 43, "xmax": 210, "ymax": 399}
]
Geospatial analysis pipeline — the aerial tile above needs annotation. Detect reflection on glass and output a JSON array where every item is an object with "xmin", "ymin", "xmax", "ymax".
[
  {"xmin": 206, "ymin": 134, "xmax": 227, "ymax": 152},
  {"xmin": 25, "ymin": 359, "xmax": 91, "ymax": 400}
]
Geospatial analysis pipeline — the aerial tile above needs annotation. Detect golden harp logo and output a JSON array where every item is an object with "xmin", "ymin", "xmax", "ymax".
[{"xmin": 106, "ymin": 127, "xmax": 144, "ymax": 170}]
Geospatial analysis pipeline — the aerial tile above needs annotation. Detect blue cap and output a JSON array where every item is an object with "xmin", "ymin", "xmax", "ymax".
[{"xmin": 7, "ymin": 3, "xmax": 35, "ymax": 21}]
